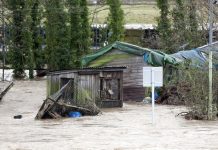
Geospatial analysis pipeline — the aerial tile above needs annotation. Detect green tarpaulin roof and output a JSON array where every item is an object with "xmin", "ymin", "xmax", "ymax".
[{"xmin": 82, "ymin": 41, "xmax": 179, "ymax": 67}]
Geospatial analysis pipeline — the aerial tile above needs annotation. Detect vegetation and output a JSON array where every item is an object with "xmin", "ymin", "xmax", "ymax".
[
  {"xmin": 157, "ymin": 55, "xmax": 218, "ymax": 121},
  {"xmin": 89, "ymin": 4, "xmax": 159, "ymax": 24},
  {"xmin": 44, "ymin": 0, "xmax": 70, "ymax": 71},
  {"xmin": 186, "ymin": 0, "xmax": 207, "ymax": 49},
  {"xmin": 6, "ymin": 0, "xmax": 33, "ymax": 78},
  {"xmin": 156, "ymin": 0, "xmax": 173, "ymax": 53},
  {"xmin": 174, "ymin": 65, "xmax": 218, "ymax": 120},
  {"xmin": 154, "ymin": 0, "xmax": 217, "ymax": 120},
  {"xmin": 68, "ymin": 0, "xmax": 82, "ymax": 68},
  {"xmin": 31, "ymin": 0, "xmax": 44, "ymax": 70},
  {"xmin": 155, "ymin": 0, "xmax": 208, "ymax": 53},
  {"xmin": 89, "ymin": 53, "xmax": 132, "ymax": 67},
  {"xmin": 68, "ymin": 0, "xmax": 91, "ymax": 68},
  {"xmin": 107, "ymin": 0, "xmax": 125, "ymax": 43},
  {"xmin": 171, "ymin": 0, "xmax": 187, "ymax": 49},
  {"xmin": 80, "ymin": 0, "xmax": 91, "ymax": 55}
]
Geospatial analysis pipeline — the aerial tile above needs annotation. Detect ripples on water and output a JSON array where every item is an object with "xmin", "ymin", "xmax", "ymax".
[{"xmin": 0, "ymin": 81, "xmax": 218, "ymax": 150}]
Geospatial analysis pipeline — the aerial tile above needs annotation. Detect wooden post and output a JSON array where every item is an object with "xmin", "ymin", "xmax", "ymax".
[{"xmin": 1, "ymin": 0, "xmax": 5, "ymax": 81}]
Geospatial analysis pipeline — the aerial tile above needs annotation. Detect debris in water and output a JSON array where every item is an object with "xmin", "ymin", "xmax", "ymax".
[
  {"xmin": 0, "ymin": 81, "xmax": 14, "ymax": 101},
  {"xmin": 14, "ymin": 115, "xmax": 22, "ymax": 119},
  {"xmin": 35, "ymin": 80, "xmax": 100, "ymax": 119},
  {"xmin": 68, "ymin": 112, "xmax": 82, "ymax": 118},
  {"xmin": 156, "ymin": 82, "xmax": 191, "ymax": 105}
]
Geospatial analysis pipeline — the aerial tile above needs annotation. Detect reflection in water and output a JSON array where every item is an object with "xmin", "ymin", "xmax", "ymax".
[{"xmin": 0, "ymin": 80, "xmax": 218, "ymax": 150}]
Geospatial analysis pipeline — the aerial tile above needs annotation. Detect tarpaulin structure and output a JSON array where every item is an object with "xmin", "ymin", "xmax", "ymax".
[
  {"xmin": 170, "ymin": 49, "xmax": 207, "ymax": 67},
  {"xmin": 82, "ymin": 41, "xmax": 179, "ymax": 67},
  {"xmin": 170, "ymin": 42, "xmax": 218, "ymax": 67}
]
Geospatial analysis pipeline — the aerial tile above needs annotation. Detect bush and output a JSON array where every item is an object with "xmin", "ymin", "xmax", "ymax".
[{"xmin": 163, "ymin": 63, "xmax": 218, "ymax": 120}]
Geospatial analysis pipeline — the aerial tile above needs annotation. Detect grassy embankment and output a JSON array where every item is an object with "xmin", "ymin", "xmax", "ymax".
[{"xmin": 89, "ymin": 4, "xmax": 159, "ymax": 24}]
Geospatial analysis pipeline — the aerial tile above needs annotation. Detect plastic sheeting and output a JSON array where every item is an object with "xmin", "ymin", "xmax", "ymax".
[
  {"xmin": 170, "ymin": 49, "xmax": 207, "ymax": 67},
  {"xmin": 82, "ymin": 41, "xmax": 179, "ymax": 67},
  {"xmin": 145, "ymin": 50, "xmax": 179, "ymax": 67}
]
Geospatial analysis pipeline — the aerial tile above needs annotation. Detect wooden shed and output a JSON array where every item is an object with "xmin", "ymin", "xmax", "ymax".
[
  {"xmin": 82, "ymin": 41, "xmax": 179, "ymax": 101},
  {"xmin": 47, "ymin": 67, "xmax": 126, "ymax": 108}
]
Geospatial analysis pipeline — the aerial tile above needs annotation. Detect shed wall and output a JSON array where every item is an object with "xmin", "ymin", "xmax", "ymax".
[
  {"xmin": 92, "ymin": 49, "xmax": 147, "ymax": 101},
  {"xmin": 77, "ymin": 74, "xmax": 100, "ymax": 102},
  {"xmin": 47, "ymin": 70, "xmax": 124, "ymax": 107},
  {"xmin": 47, "ymin": 73, "xmax": 75, "ymax": 97}
]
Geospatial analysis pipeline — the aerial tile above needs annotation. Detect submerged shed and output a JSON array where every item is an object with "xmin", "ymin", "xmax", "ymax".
[
  {"xmin": 47, "ymin": 67, "xmax": 126, "ymax": 108},
  {"xmin": 82, "ymin": 41, "xmax": 178, "ymax": 101}
]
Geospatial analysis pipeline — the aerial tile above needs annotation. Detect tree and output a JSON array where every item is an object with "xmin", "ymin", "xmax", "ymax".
[
  {"xmin": 187, "ymin": 0, "xmax": 206, "ymax": 48},
  {"xmin": 68, "ymin": 0, "xmax": 82, "ymax": 67},
  {"xmin": 171, "ymin": 0, "xmax": 207, "ymax": 50},
  {"xmin": 44, "ymin": 0, "xmax": 70, "ymax": 70},
  {"xmin": 6, "ymin": 0, "xmax": 33, "ymax": 78},
  {"xmin": 31, "ymin": 0, "xmax": 44, "ymax": 71},
  {"xmin": 68, "ymin": 0, "xmax": 92, "ymax": 67},
  {"xmin": 172, "ymin": 0, "xmax": 187, "ymax": 50},
  {"xmin": 156, "ymin": 0, "xmax": 173, "ymax": 53},
  {"xmin": 80, "ymin": 0, "xmax": 91, "ymax": 55},
  {"xmin": 25, "ymin": 8, "xmax": 34, "ymax": 79},
  {"xmin": 107, "ymin": 0, "xmax": 124, "ymax": 43}
]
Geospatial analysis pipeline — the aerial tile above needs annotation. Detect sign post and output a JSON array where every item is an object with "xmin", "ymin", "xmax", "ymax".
[
  {"xmin": 143, "ymin": 67, "xmax": 163, "ymax": 124},
  {"xmin": 151, "ymin": 68, "xmax": 155, "ymax": 124}
]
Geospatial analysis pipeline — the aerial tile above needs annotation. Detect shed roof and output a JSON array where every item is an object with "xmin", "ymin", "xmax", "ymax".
[
  {"xmin": 91, "ymin": 24, "xmax": 155, "ymax": 30},
  {"xmin": 82, "ymin": 41, "xmax": 179, "ymax": 67},
  {"xmin": 48, "ymin": 67, "xmax": 127, "ymax": 75}
]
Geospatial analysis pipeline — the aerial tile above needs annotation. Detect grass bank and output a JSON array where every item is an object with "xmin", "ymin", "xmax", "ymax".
[{"xmin": 89, "ymin": 4, "xmax": 159, "ymax": 24}]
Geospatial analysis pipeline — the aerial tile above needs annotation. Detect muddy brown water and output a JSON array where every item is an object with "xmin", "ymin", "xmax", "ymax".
[{"xmin": 0, "ymin": 80, "xmax": 218, "ymax": 150}]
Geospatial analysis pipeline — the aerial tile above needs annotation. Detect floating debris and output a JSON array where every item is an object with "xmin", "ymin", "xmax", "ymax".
[
  {"xmin": 14, "ymin": 115, "xmax": 22, "ymax": 119},
  {"xmin": 35, "ymin": 80, "xmax": 100, "ymax": 119},
  {"xmin": 156, "ymin": 82, "xmax": 191, "ymax": 105},
  {"xmin": 0, "ymin": 81, "xmax": 14, "ymax": 101}
]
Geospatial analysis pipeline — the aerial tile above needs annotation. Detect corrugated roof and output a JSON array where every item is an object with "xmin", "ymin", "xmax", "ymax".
[{"xmin": 124, "ymin": 24, "xmax": 155, "ymax": 30}]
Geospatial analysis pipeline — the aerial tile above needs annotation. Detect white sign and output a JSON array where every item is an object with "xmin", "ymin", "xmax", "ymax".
[
  {"xmin": 143, "ymin": 67, "xmax": 163, "ymax": 87},
  {"xmin": 143, "ymin": 67, "xmax": 163, "ymax": 124}
]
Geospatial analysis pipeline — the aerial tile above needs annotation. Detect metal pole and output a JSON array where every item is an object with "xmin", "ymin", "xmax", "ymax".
[
  {"xmin": 1, "ymin": 0, "xmax": 5, "ymax": 81},
  {"xmin": 151, "ymin": 68, "xmax": 155, "ymax": 124},
  {"xmin": 208, "ymin": 0, "xmax": 213, "ymax": 120}
]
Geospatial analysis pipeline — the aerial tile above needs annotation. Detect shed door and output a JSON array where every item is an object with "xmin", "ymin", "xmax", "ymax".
[{"xmin": 100, "ymin": 78, "xmax": 120, "ymax": 100}]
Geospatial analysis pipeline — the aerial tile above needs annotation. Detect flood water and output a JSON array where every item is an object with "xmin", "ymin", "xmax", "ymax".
[{"xmin": 0, "ymin": 80, "xmax": 218, "ymax": 150}]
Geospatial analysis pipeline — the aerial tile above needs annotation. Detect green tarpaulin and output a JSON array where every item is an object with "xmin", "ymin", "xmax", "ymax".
[{"xmin": 82, "ymin": 41, "xmax": 179, "ymax": 67}]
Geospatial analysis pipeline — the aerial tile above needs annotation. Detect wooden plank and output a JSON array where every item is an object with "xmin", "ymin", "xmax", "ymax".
[
  {"xmin": 35, "ymin": 99, "xmax": 54, "ymax": 119},
  {"xmin": 0, "ymin": 81, "xmax": 14, "ymax": 101}
]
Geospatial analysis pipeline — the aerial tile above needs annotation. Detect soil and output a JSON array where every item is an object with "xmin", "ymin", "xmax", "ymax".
[{"xmin": 0, "ymin": 80, "xmax": 218, "ymax": 150}]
